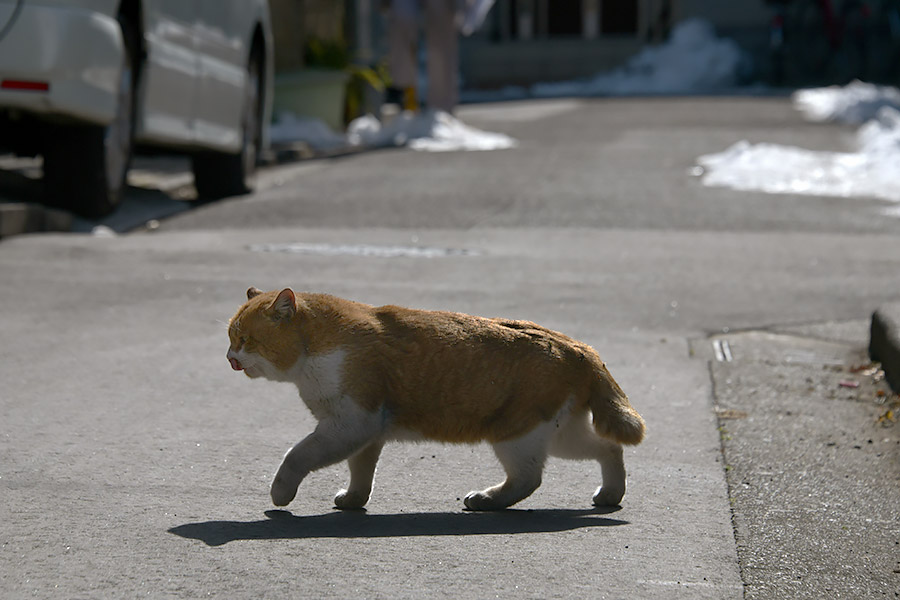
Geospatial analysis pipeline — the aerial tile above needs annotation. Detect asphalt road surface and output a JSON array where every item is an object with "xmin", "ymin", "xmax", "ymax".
[{"xmin": 1, "ymin": 97, "xmax": 898, "ymax": 599}]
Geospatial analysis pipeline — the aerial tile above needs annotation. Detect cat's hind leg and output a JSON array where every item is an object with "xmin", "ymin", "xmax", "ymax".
[
  {"xmin": 549, "ymin": 408, "xmax": 627, "ymax": 506},
  {"xmin": 463, "ymin": 422, "xmax": 552, "ymax": 511},
  {"xmin": 271, "ymin": 398, "xmax": 384, "ymax": 507},
  {"xmin": 334, "ymin": 441, "xmax": 384, "ymax": 509}
]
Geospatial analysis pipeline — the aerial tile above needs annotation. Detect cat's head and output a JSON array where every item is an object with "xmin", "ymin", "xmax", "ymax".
[{"xmin": 227, "ymin": 287, "xmax": 305, "ymax": 380}]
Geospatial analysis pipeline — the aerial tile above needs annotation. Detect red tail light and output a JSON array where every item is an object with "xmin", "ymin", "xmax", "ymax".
[{"xmin": 1, "ymin": 80, "xmax": 50, "ymax": 92}]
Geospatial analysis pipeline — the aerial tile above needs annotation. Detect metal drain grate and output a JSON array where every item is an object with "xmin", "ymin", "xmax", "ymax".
[
  {"xmin": 712, "ymin": 338, "xmax": 733, "ymax": 362},
  {"xmin": 694, "ymin": 330, "xmax": 861, "ymax": 366}
]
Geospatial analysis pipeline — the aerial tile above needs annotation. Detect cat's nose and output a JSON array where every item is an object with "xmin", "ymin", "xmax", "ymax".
[{"xmin": 228, "ymin": 357, "xmax": 243, "ymax": 371}]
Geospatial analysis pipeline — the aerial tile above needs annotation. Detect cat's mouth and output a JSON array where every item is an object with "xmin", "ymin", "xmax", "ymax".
[
  {"xmin": 231, "ymin": 359, "xmax": 261, "ymax": 378},
  {"xmin": 228, "ymin": 354, "xmax": 261, "ymax": 378}
]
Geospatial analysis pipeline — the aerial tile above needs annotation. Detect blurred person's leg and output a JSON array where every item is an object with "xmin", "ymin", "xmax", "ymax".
[
  {"xmin": 388, "ymin": 0, "xmax": 420, "ymax": 109},
  {"xmin": 424, "ymin": 0, "xmax": 459, "ymax": 112}
]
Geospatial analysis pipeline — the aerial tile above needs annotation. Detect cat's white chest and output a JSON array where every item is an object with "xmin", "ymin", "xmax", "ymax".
[{"xmin": 290, "ymin": 349, "xmax": 347, "ymax": 418}]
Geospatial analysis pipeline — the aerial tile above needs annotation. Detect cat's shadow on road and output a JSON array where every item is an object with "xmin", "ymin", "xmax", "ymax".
[{"xmin": 169, "ymin": 507, "xmax": 627, "ymax": 546}]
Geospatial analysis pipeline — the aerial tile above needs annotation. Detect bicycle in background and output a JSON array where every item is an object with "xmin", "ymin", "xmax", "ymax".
[
  {"xmin": 768, "ymin": 0, "xmax": 900, "ymax": 86},
  {"xmin": 868, "ymin": 0, "xmax": 900, "ymax": 83}
]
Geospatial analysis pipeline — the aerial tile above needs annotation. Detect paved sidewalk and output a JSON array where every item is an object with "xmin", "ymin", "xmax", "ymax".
[{"xmin": 697, "ymin": 325, "xmax": 900, "ymax": 598}]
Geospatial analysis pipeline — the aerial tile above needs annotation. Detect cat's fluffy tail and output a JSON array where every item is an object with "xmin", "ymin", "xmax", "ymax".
[{"xmin": 588, "ymin": 367, "xmax": 645, "ymax": 445}]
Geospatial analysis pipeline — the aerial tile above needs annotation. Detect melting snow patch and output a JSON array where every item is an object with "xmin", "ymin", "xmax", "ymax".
[
  {"xmin": 695, "ymin": 84, "xmax": 900, "ymax": 205},
  {"xmin": 793, "ymin": 81, "xmax": 900, "ymax": 124},
  {"xmin": 270, "ymin": 109, "xmax": 516, "ymax": 154},
  {"xmin": 348, "ymin": 109, "xmax": 516, "ymax": 152}
]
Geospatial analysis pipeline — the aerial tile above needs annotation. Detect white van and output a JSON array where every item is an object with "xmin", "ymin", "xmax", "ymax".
[{"xmin": 0, "ymin": 0, "xmax": 273, "ymax": 217}]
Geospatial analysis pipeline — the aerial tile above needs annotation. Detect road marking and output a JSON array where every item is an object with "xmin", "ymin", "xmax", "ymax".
[{"xmin": 247, "ymin": 242, "xmax": 478, "ymax": 259}]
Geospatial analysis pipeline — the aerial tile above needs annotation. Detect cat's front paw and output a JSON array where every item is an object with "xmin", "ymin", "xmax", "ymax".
[
  {"xmin": 463, "ymin": 490, "xmax": 505, "ymax": 511},
  {"xmin": 334, "ymin": 489, "xmax": 369, "ymax": 510},
  {"xmin": 592, "ymin": 485, "xmax": 625, "ymax": 507},
  {"xmin": 270, "ymin": 474, "xmax": 299, "ymax": 507}
]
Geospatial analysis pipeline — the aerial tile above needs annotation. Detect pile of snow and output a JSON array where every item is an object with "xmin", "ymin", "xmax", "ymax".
[
  {"xmin": 270, "ymin": 109, "xmax": 516, "ymax": 154},
  {"xmin": 347, "ymin": 110, "xmax": 516, "ymax": 152},
  {"xmin": 793, "ymin": 81, "xmax": 900, "ymax": 124},
  {"xmin": 696, "ymin": 83, "xmax": 900, "ymax": 205},
  {"xmin": 532, "ymin": 19, "xmax": 746, "ymax": 98}
]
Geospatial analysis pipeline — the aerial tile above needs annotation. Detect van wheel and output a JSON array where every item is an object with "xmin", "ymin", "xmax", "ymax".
[
  {"xmin": 192, "ymin": 49, "xmax": 263, "ymax": 199},
  {"xmin": 43, "ymin": 16, "xmax": 136, "ymax": 218}
]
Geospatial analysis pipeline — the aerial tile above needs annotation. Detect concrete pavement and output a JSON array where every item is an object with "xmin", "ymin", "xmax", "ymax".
[
  {"xmin": 3, "ymin": 226, "xmax": 900, "ymax": 598},
  {"xmin": 1, "ymin": 227, "xmax": 748, "ymax": 599},
  {"xmin": 1, "ymin": 97, "xmax": 900, "ymax": 598},
  {"xmin": 698, "ymin": 324, "xmax": 899, "ymax": 598}
]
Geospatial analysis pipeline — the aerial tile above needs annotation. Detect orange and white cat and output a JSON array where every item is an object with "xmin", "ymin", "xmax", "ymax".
[{"xmin": 227, "ymin": 287, "xmax": 645, "ymax": 511}]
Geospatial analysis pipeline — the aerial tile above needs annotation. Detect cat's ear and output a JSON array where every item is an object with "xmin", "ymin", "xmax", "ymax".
[
  {"xmin": 270, "ymin": 288, "xmax": 297, "ymax": 320},
  {"xmin": 247, "ymin": 287, "xmax": 263, "ymax": 300}
]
